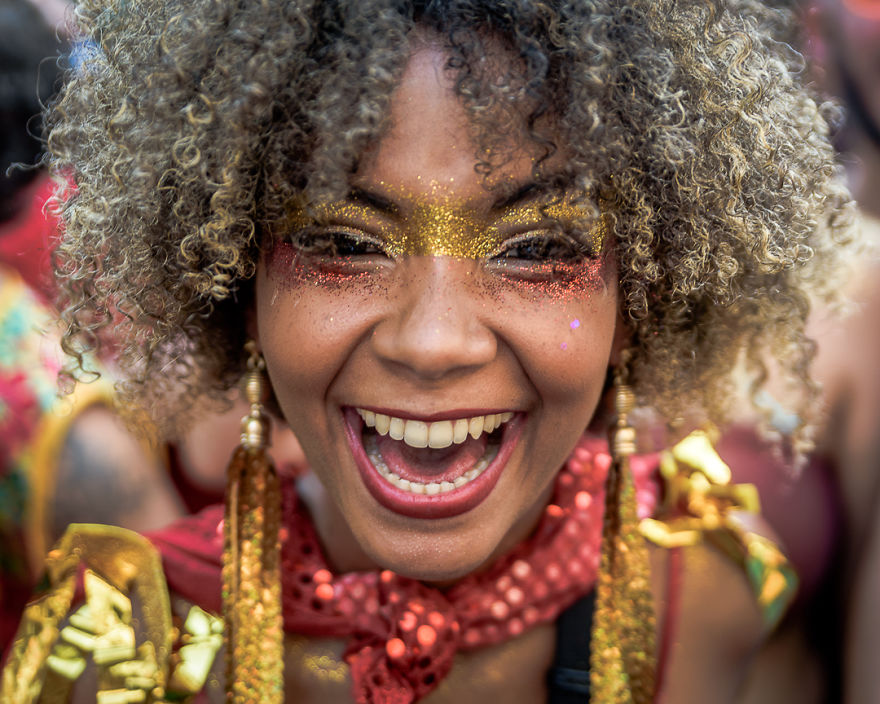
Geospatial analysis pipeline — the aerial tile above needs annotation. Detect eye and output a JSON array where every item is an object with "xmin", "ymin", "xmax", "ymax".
[
  {"xmin": 289, "ymin": 227, "xmax": 387, "ymax": 258},
  {"xmin": 491, "ymin": 232, "xmax": 593, "ymax": 264}
]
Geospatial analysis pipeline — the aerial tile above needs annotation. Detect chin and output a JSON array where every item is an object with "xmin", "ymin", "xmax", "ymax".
[
  {"xmin": 364, "ymin": 544, "xmax": 490, "ymax": 585},
  {"xmin": 351, "ymin": 495, "xmax": 532, "ymax": 584}
]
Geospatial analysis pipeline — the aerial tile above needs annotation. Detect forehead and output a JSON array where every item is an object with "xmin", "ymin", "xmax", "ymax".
[{"xmin": 354, "ymin": 42, "xmax": 556, "ymax": 206}]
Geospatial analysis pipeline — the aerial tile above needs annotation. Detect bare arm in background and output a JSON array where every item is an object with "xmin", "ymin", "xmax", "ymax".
[{"xmin": 50, "ymin": 405, "xmax": 184, "ymax": 540}]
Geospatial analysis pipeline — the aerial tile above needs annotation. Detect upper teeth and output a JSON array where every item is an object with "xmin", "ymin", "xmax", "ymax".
[{"xmin": 356, "ymin": 409, "xmax": 514, "ymax": 449}]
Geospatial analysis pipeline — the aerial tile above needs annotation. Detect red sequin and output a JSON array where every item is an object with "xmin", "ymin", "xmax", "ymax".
[
  {"xmin": 416, "ymin": 625, "xmax": 437, "ymax": 650},
  {"xmin": 315, "ymin": 583, "xmax": 334, "ymax": 601},
  {"xmin": 387, "ymin": 638, "xmax": 406, "ymax": 659},
  {"xmin": 398, "ymin": 612, "xmax": 418, "ymax": 632},
  {"xmin": 490, "ymin": 600, "xmax": 510, "ymax": 620},
  {"xmin": 575, "ymin": 491, "xmax": 592, "ymax": 510},
  {"xmin": 512, "ymin": 560, "xmax": 531, "ymax": 580}
]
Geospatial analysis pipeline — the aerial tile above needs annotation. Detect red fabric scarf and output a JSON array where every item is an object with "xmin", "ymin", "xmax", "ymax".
[{"xmin": 151, "ymin": 435, "xmax": 659, "ymax": 703}]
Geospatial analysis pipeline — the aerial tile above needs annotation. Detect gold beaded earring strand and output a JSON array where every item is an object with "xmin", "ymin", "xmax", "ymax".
[
  {"xmin": 590, "ymin": 368, "xmax": 657, "ymax": 704},
  {"xmin": 222, "ymin": 341, "xmax": 284, "ymax": 702}
]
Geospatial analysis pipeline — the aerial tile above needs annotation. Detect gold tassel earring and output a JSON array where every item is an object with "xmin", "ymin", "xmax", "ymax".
[
  {"xmin": 590, "ymin": 370, "xmax": 657, "ymax": 704},
  {"xmin": 222, "ymin": 341, "xmax": 284, "ymax": 702}
]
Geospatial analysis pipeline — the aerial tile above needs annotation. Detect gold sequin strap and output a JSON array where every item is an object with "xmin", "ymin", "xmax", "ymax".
[
  {"xmin": 0, "ymin": 524, "xmax": 223, "ymax": 703},
  {"xmin": 640, "ymin": 429, "xmax": 799, "ymax": 631},
  {"xmin": 26, "ymin": 378, "xmax": 121, "ymax": 578}
]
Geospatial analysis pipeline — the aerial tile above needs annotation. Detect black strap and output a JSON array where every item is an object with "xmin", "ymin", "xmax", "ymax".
[{"xmin": 547, "ymin": 590, "xmax": 594, "ymax": 703}]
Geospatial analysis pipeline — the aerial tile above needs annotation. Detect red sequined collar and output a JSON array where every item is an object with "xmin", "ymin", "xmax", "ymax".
[
  {"xmin": 279, "ymin": 436, "xmax": 659, "ymax": 703},
  {"xmin": 152, "ymin": 435, "xmax": 659, "ymax": 703}
]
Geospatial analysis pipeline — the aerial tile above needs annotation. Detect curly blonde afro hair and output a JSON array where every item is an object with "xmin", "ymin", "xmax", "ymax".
[{"xmin": 48, "ymin": 0, "xmax": 854, "ymax": 439}]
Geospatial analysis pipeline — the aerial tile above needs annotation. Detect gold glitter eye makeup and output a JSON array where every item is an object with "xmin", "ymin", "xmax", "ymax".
[{"xmin": 279, "ymin": 187, "xmax": 608, "ymax": 293}]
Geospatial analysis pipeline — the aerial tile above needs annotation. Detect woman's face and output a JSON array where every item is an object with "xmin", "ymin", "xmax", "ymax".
[{"xmin": 256, "ymin": 44, "xmax": 620, "ymax": 582}]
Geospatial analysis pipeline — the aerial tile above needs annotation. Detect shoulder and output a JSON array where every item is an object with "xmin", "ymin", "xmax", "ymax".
[
  {"xmin": 643, "ymin": 429, "xmax": 799, "ymax": 702},
  {"xmin": 651, "ymin": 539, "xmax": 767, "ymax": 703}
]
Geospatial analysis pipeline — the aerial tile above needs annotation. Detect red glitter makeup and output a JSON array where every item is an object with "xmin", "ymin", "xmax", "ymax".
[
  {"xmin": 266, "ymin": 240, "xmax": 387, "ymax": 293},
  {"xmin": 484, "ymin": 251, "xmax": 611, "ymax": 302}
]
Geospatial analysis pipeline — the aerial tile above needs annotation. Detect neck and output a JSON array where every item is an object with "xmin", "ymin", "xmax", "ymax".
[{"xmin": 295, "ymin": 470, "xmax": 555, "ymax": 585}]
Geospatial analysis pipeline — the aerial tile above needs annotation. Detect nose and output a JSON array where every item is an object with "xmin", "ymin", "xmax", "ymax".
[{"xmin": 370, "ymin": 257, "xmax": 497, "ymax": 381}]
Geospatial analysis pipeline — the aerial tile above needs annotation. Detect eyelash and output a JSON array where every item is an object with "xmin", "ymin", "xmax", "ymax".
[
  {"xmin": 490, "ymin": 231, "xmax": 596, "ymax": 264},
  {"xmin": 289, "ymin": 228, "xmax": 385, "ymax": 258},
  {"xmin": 287, "ymin": 226, "xmax": 600, "ymax": 264}
]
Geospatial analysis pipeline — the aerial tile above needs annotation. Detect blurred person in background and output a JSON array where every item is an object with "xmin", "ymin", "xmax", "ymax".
[
  {"xmin": 803, "ymin": 1, "xmax": 880, "ymax": 701},
  {"xmin": 0, "ymin": 0, "xmax": 185, "ymax": 652},
  {"xmin": 0, "ymin": 0, "xmax": 65, "ymax": 296},
  {"xmin": 736, "ymin": 2, "xmax": 880, "ymax": 701}
]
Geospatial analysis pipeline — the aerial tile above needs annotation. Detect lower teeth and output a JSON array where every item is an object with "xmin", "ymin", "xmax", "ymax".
[{"xmin": 364, "ymin": 434, "xmax": 497, "ymax": 495}]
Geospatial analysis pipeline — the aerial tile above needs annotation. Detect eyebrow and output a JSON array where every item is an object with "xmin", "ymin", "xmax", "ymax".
[
  {"xmin": 347, "ymin": 187, "xmax": 401, "ymax": 217},
  {"xmin": 490, "ymin": 175, "xmax": 585, "ymax": 212},
  {"xmin": 490, "ymin": 182, "xmax": 544, "ymax": 212}
]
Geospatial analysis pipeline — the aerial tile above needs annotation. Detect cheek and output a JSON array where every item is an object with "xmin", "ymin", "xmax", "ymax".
[
  {"xmin": 262, "ymin": 241, "xmax": 387, "ymax": 293},
  {"xmin": 255, "ymin": 247, "xmax": 384, "ymax": 404},
  {"xmin": 488, "ymin": 255, "xmax": 618, "ymax": 373},
  {"xmin": 494, "ymin": 283, "xmax": 619, "ymax": 411},
  {"xmin": 546, "ymin": 308, "xmax": 617, "ymax": 403}
]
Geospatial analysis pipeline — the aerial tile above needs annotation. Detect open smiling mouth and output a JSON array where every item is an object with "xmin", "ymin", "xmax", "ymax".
[{"xmin": 343, "ymin": 407, "xmax": 525, "ymax": 519}]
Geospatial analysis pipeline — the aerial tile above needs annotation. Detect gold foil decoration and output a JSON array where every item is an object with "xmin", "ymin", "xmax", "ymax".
[
  {"xmin": 640, "ymin": 428, "xmax": 799, "ymax": 631},
  {"xmin": 2, "ymin": 525, "xmax": 227, "ymax": 702},
  {"xmin": 168, "ymin": 606, "xmax": 224, "ymax": 694},
  {"xmin": 1, "ymin": 524, "xmax": 175, "ymax": 703}
]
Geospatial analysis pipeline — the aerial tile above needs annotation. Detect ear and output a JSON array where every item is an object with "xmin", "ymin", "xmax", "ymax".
[
  {"xmin": 608, "ymin": 310, "xmax": 631, "ymax": 368},
  {"xmin": 246, "ymin": 305, "xmax": 260, "ymax": 347}
]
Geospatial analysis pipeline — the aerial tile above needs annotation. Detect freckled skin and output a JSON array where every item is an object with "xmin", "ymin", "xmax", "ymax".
[{"xmin": 256, "ymin": 43, "xmax": 620, "ymax": 583}]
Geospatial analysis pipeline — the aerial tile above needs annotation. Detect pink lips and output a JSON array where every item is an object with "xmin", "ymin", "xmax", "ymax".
[{"xmin": 343, "ymin": 407, "xmax": 524, "ymax": 519}]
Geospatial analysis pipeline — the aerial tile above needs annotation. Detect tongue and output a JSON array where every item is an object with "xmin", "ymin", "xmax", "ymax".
[{"xmin": 375, "ymin": 432, "xmax": 489, "ymax": 484}]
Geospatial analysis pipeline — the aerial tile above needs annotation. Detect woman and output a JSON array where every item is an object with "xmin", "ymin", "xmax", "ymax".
[{"xmin": 1, "ymin": 0, "xmax": 853, "ymax": 702}]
